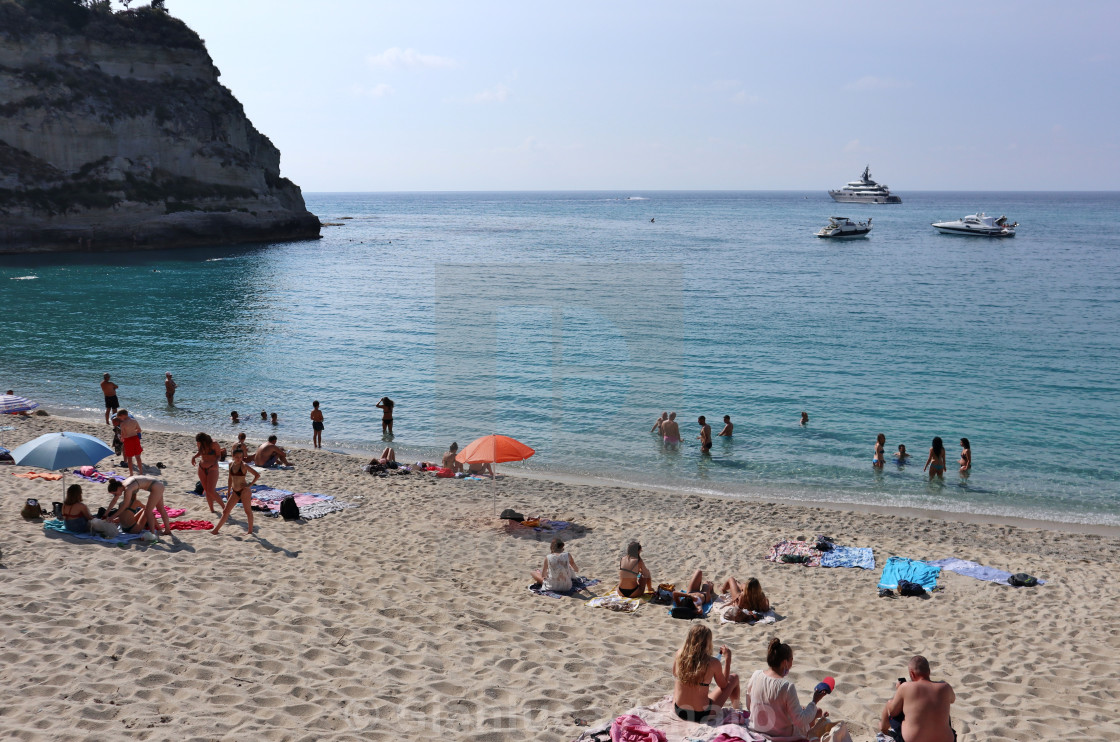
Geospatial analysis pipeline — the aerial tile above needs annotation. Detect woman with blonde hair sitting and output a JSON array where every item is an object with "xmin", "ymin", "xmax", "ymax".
[{"xmin": 672, "ymin": 624, "xmax": 740, "ymax": 722}]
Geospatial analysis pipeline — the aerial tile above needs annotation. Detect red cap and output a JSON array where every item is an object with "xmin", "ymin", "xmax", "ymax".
[{"xmin": 822, "ymin": 676, "xmax": 836, "ymax": 691}]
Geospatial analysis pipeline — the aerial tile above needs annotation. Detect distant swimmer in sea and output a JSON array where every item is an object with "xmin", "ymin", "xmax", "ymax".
[
  {"xmin": 260, "ymin": 410, "xmax": 268, "ymax": 421},
  {"xmin": 873, "ymin": 433, "xmax": 886, "ymax": 468},
  {"xmin": 376, "ymin": 396, "xmax": 395, "ymax": 435},
  {"xmin": 895, "ymin": 444, "xmax": 910, "ymax": 464},
  {"xmin": 662, "ymin": 412, "xmax": 681, "ymax": 446},
  {"xmin": 959, "ymin": 438, "xmax": 971, "ymax": 473},
  {"xmin": 271, "ymin": 412, "xmax": 279, "ymax": 425},
  {"xmin": 651, "ymin": 411, "xmax": 669, "ymax": 433},
  {"xmin": 800, "ymin": 411, "xmax": 809, "ymax": 426},
  {"xmin": 650, "ymin": 217, "xmax": 655, "ymax": 223},
  {"xmin": 698, "ymin": 416, "xmax": 713, "ymax": 455},
  {"xmin": 718, "ymin": 415, "xmax": 733, "ymax": 437},
  {"xmin": 923, "ymin": 436, "xmax": 946, "ymax": 480},
  {"xmin": 164, "ymin": 372, "xmax": 176, "ymax": 406},
  {"xmin": 231, "ymin": 410, "xmax": 240, "ymax": 424}
]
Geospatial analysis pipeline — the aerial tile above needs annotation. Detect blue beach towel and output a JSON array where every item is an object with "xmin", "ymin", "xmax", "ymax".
[
  {"xmin": 926, "ymin": 558, "xmax": 1045, "ymax": 586},
  {"xmin": 43, "ymin": 518, "xmax": 143, "ymax": 545},
  {"xmin": 668, "ymin": 598, "xmax": 715, "ymax": 619},
  {"xmin": 878, "ymin": 556, "xmax": 941, "ymax": 591},
  {"xmin": 821, "ymin": 546, "xmax": 875, "ymax": 570}
]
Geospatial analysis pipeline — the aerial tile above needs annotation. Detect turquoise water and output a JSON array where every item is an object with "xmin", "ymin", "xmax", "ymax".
[{"xmin": 2, "ymin": 191, "xmax": 1118, "ymax": 524}]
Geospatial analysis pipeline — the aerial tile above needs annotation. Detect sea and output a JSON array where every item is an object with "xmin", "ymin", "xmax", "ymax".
[{"xmin": 2, "ymin": 191, "xmax": 1118, "ymax": 526}]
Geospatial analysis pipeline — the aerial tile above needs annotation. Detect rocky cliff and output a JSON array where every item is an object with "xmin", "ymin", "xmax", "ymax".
[{"xmin": 0, "ymin": 0, "xmax": 320, "ymax": 252}]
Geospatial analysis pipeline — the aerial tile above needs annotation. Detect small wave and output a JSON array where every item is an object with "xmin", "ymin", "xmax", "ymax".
[
  {"xmin": 10, "ymin": 275, "xmax": 39, "ymax": 280},
  {"xmin": 204, "ymin": 258, "xmax": 225, "ymax": 262},
  {"xmin": 625, "ymin": 196, "xmax": 648, "ymax": 200}
]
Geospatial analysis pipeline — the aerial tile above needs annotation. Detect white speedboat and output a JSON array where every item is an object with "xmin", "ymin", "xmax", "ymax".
[
  {"xmin": 816, "ymin": 216, "xmax": 872, "ymax": 239},
  {"xmin": 931, "ymin": 213, "xmax": 1016, "ymax": 237},
  {"xmin": 828, "ymin": 166, "xmax": 902, "ymax": 204}
]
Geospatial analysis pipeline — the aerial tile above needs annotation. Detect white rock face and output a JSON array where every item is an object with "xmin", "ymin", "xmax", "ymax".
[{"xmin": 0, "ymin": 3, "xmax": 319, "ymax": 252}]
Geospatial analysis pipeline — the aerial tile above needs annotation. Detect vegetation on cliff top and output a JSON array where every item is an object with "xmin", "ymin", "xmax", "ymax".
[{"xmin": 0, "ymin": 0, "xmax": 204, "ymax": 51}]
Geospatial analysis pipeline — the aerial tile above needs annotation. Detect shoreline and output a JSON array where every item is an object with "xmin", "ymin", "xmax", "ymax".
[{"xmin": 20, "ymin": 409, "xmax": 1120, "ymax": 539}]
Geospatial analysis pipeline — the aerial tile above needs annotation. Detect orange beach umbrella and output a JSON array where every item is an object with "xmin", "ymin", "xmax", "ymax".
[{"xmin": 455, "ymin": 434, "xmax": 535, "ymax": 465}]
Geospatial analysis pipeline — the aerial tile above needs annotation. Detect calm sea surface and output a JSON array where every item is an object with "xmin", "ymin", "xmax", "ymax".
[{"xmin": 2, "ymin": 191, "xmax": 1118, "ymax": 524}]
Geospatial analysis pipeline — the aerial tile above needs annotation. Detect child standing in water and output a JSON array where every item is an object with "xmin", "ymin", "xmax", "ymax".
[{"xmin": 895, "ymin": 444, "xmax": 910, "ymax": 463}]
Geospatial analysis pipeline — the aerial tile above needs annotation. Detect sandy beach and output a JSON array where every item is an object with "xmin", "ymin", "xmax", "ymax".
[{"xmin": 2, "ymin": 411, "xmax": 1119, "ymax": 741}]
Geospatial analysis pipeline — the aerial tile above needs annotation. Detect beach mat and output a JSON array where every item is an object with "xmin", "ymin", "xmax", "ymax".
[
  {"xmin": 71, "ymin": 469, "xmax": 126, "ymax": 484},
  {"xmin": 43, "ymin": 518, "xmax": 143, "ymax": 544},
  {"xmin": 528, "ymin": 576, "xmax": 601, "ymax": 599},
  {"xmin": 926, "ymin": 558, "xmax": 1046, "ymax": 586},
  {"xmin": 767, "ymin": 539, "xmax": 822, "ymax": 566},
  {"xmin": 820, "ymin": 546, "xmax": 875, "ymax": 570},
  {"xmin": 586, "ymin": 589, "xmax": 644, "ymax": 613},
  {"xmin": 878, "ymin": 556, "xmax": 941, "ymax": 591}
]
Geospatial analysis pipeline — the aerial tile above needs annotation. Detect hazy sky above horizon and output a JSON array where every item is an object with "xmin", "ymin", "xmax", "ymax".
[{"xmin": 168, "ymin": 0, "xmax": 1119, "ymax": 191}]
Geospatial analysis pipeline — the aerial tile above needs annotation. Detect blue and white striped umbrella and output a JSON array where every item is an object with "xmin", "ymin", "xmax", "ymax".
[{"xmin": 0, "ymin": 394, "xmax": 38, "ymax": 414}]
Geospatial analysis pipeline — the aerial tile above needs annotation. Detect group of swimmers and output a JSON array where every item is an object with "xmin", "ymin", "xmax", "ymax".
[
  {"xmin": 877, "ymin": 435, "xmax": 971, "ymax": 479},
  {"xmin": 652, "ymin": 412, "xmax": 734, "ymax": 455}
]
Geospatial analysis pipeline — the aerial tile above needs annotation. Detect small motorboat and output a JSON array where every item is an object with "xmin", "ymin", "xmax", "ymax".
[
  {"xmin": 816, "ymin": 216, "xmax": 872, "ymax": 239},
  {"xmin": 931, "ymin": 213, "xmax": 1016, "ymax": 237}
]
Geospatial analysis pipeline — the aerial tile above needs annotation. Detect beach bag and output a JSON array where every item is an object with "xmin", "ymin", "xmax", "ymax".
[
  {"xmin": 898, "ymin": 580, "xmax": 926, "ymax": 597},
  {"xmin": 651, "ymin": 583, "xmax": 675, "ymax": 605},
  {"xmin": 21, "ymin": 498, "xmax": 44, "ymax": 520},
  {"xmin": 1008, "ymin": 573, "xmax": 1039, "ymax": 587},
  {"xmin": 499, "ymin": 508, "xmax": 525, "ymax": 522},
  {"xmin": 816, "ymin": 720, "xmax": 852, "ymax": 742},
  {"xmin": 670, "ymin": 595, "xmax": 699, "ymax": 619},
  {"xmin": 279, "ymin": 496, "xmax": 300, "ymax": 521}
]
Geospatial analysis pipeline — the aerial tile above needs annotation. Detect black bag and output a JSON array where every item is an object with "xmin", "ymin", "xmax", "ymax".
[
  {"xmin": 670, "ymin": 595, "xmax": 699, "ymax": 619},
  {"xmin": 1008, "ymin": 573, "xmax": 1039, "ymax": 587},
  {"xmin": 499, "ymin": 508, "xmax": 525, "ymax": 522},
  {"xmin": 279, "ymin": 495, "xmax": 300, "ymax": 521},
  {"xmin": 52, "ymin": 501, "xmax": 64, "ymax": 519},
  {"xmin": 898, "ymin": 580, "xmax": 926, "ymax": 597}
]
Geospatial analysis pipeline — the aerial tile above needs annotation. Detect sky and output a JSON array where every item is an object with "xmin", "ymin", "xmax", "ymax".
[{"xmin": 164, "ymin": 0, "xmax": 1120, "ymax": 191}]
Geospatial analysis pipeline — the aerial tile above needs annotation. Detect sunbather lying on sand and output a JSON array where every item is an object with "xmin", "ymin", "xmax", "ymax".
[
  {"xmin": 720, "ymin": 576, "xmax": 771, "ymax": 621},
  {"xmin": 672, "ymin": 569, "xmax": 714, "ymax": 615}
]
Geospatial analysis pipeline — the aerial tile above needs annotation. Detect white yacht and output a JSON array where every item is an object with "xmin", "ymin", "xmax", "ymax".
[
  {"xmin": 828, "ymin": 166, "xmax": 902, "ymax": 204},
  {"xmin": 816, "ymin": 216, "xmax": 872, "ymax": 239},
  {"xmin": 931, "ymin": 213, "xmax": 1016, "ymax": 237}
]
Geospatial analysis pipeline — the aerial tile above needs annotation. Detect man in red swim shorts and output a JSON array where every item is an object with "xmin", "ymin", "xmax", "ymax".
[{"xmin": 115, "ymin": 410, "xmax": 144, "ymax": 476}]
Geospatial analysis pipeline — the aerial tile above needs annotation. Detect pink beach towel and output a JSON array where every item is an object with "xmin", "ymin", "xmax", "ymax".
[
  {"xmin": 165, "ymin": 520, "xmax": 214, "ymax": 531},
  {"xmin": 154, "ymin": 508, "xmax": 187, "ymax": 520},
  {"xmin": 610, "ymin": 714, "xmax": 667, "ymax": 742}
]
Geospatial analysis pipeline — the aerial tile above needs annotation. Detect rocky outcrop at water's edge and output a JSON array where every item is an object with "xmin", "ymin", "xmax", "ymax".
[{"xmin": 0, "ymin": 0, "xmax": 320, "ymax": 253}]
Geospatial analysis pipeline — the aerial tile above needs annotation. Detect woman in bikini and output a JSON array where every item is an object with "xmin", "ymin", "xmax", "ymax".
[
  {"xmin": 873, "ymin": 433, "xmax": 886, "ymax": 468},
  {"xmin": 618, "ymin": 541, "xmax": 652, "ymax": 598},
  {"xmin": 959, "ymin": 437, "xmax": 972, "ymax": 473},
  {"xmin": 192, "ymin": 432, "xmax": 225, "ymax": 513},
  {"xmin": 212, "ymin": 448, "xmax": 260, "ymax": 535},
  {"xmin": 719, "ymin": 576, "xmax": 771, "ymax": 622},
  {"xmin": 923, "ymin": 436, "xmax": 947, "ymax": 480},
  {"xmin": 672, "ymin": 624, "xmax": 740, "ymax": 722},
  {"xmin": 106, "ymin": 476, "xmax": 171, "ymax": 535},
  {"xmin": 61, "ymin": 484, "xmax": 92, "ymax": 533}
]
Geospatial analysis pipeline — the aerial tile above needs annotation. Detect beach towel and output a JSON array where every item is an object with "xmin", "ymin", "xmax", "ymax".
[
  {"xmin": 509, "ymin": 518, "xmax": 572, "ymax": 534},
  {"xmin": 575, "ymin": 697, "xmax": 758, "ymax": 742},
  {"xmin": 43, "ymin": 518, "xmax": 142, "ymax": 544},
  {"xmin": 71, "ymin": 469, "xmax": 126, "ymax": 484},
  {"xmin": 878, "ymin": 557, "xmax": 941, "ymax": 591},
  {"xmin": 13, "ymin": 471, "xmax": 64, "ymax": 480},
  {"xmin": 717, "ymin": 603, "xmax": 778, "ymax": 626},
  {"xmin": 587, "ymin": 590, "xmax": 644, "ymax": 613},
  {"xmin": 766, "ymin": 540, "xmax": 822, "ymax": 567},
  {"xmin": 820, "ymin": 546, "xmax": 875, "ymax": 570},
  {"xmin": 926, "ymin": 558, "xmax": 1046, "ymax": 586},
  {"xmin": 668, "ymin": 596, "xmax": 715, "ymax": 619},
  {"xmin": 153, "ymin": 508, "xmax": 187, "ymax": 520},
  {"xmin": 164, "ymin": 519, "xmax": 213, "ymax": 531},
  {"xmin": 208, "ymin": 485, "xmax": 351, "ymax": 520},
  {"xmin": 529, "ymin": 576, "xmax": 601, "ymax": 599},
  {"xmin": 610, "ymin": 714, "xmax": 667, "ymax": 742}
]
